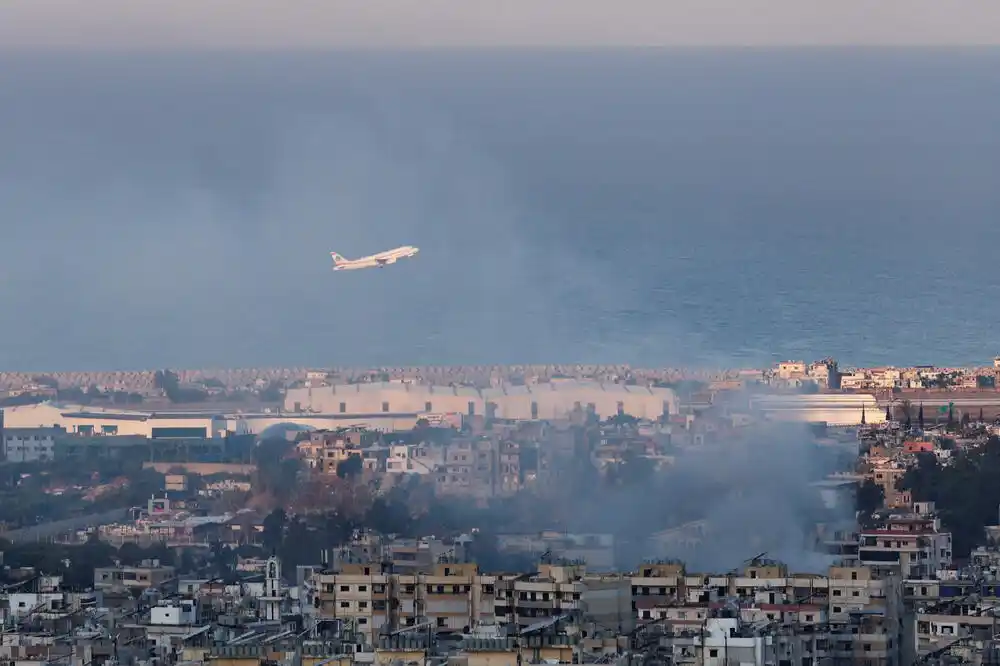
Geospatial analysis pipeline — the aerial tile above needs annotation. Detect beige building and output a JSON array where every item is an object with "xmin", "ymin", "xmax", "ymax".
[
  {"xmin": 284, "ymin": 380, "xmax": 676, "ymax": 422},
  {"xmin": 641, "ymin": 562, "xmax": 904, "ymax": 666},
  {"xmin": 315, "ymin": 563, "xmax": 485, "ymax": 641},
  {"xmin": 93, "ymin": 560, "xmax": 176, "ymax": 593}
]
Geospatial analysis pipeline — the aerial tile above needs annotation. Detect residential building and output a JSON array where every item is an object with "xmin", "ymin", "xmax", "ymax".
[
  {"xmin": 2, "ymin": 427, "xmax": 57, "ymax": 463},
  {"xmin": 93, "ymin": 560, "xmax": 177, "ymax": 593}
]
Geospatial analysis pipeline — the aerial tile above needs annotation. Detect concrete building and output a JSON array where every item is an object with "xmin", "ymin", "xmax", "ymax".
[
  {"xmin": 749, "ymin": 393, "xmax": 885, "ymax": 426},
  {"xmin": 93, "ymin": 560, "xmax": 176, "ymax": 593},
  {"xmin": 313, "ymin": 562, "xmax": 632, "ymax": 642},
  {"xmin": 284, "ymin": 380, "xmax": 677, "ymax": 423},
  {"xmin": 858, "ymin": 510, "xmax": 953, "ymax": 580},
  {"xmin": 2, "ymin": 427, "xmax": 57, "ymax": 463},
  {"xmin": 1, "ymin": 402, "xmax": 234, "ymax": 439},
  {"xmin": 642, "ymin": 562, "xmax": 904, "ymax": 666},
  {"xmin": 435, "ymin": 438, "xmax": 522, "ymax": 500}
]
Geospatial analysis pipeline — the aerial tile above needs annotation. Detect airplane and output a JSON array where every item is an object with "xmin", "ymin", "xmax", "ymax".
[{"xmin": 330, "ymin": 245, "xmax": 420, "ymax": 271}]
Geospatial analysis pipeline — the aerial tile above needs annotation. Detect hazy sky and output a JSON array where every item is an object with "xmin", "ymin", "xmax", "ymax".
[{"xmin": 2, "ymin": 0, "xmax": 1000, "ymax": 49}]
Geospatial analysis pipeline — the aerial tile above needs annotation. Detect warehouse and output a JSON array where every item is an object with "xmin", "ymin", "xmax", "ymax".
[
  {"xmin": 748, "ymin": 393, "xmax": 884, "ymax": 427},
  {"xmin": 1, "ymin": 402, "xmax": 231, "ymax": 439},
  {"xmin": 283, "ymin": 379, "xmax": 676, "ymax": 421}
]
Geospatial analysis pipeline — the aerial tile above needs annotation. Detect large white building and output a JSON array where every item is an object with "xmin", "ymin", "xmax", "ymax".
[
  {"xmin": 1, "ymin": 402, "xmax": 233, "ymax": 439},
  {"xmin": 748, "ymin": 393, "xmax": 884, "ymax": 426},
  {"xmin": 283, "ymin": 379, "xmax": 677, "ymax": 421}
]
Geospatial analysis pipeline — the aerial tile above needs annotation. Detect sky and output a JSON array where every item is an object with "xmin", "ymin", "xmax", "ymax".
[{"xmin": 2, "ymin": 0, "xmax": 1000, "ymax": 49}]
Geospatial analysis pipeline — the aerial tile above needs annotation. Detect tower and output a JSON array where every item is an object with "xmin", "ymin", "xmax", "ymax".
[{"xmin": 261, "ymin": 555, "xmax": 282, "ymax": 622}]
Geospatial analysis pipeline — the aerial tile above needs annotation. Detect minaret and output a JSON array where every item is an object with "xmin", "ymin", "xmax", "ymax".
[{"xmin": 261, "ymin": 555, "xmax": 282, "ymax": 622}]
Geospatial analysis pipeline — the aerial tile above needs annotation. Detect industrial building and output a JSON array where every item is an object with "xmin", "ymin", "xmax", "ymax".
[
  {"xmin": 284, "ymin": 380, "xmax": 677, "ymax": 422},
  {"xmin": 1, "ymin": 402, "xmax": 238, "ymax": 439},
  {"xmin": 748, "ymin": 393, "xmax": 884, "ymax": 426}
]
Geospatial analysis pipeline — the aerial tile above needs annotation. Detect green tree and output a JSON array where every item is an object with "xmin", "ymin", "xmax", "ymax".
[
  {"xmin": 336, "ymin": 454, "xmax": 363, "ymax": 480},
  {"xmin": 855, "ymin": 479, "xmax": 885, "ymax": 527},
  {"xmin": 262, "ymin": 508, "xmax": 287, "ymax": 553},
  {"xmin": 898, "ymin": 441, "xmax": 1000, "ymax": 556}
]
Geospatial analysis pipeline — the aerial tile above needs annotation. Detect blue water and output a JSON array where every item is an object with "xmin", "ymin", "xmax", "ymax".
[{"xmin": 1, "ymin": 50, "xmax": 999, "ymax": 371}]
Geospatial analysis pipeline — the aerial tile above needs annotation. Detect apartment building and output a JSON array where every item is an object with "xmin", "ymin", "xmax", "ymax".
[
  {"xmin": 435, "ymin": 438, "xmax": 522, "ymax": 500},
  {"xmin": 93, "ymin": 560, "xmax": 176, "ymax": 593},
  {"xmin": 314, "ymin": 563, "xmax": 394, "ymax": 639},
  {"xmin": 858, "ymin": 508, "xmax": 953, "ymax": 580},
  {"xmin": 2, "ymin": 427, "xmax": 58, "ymax": 463},
  {"xmin": 494, "ymin": 564, "xmax": 633, "ymax": 633},
  {"xmin": 315, "ymin": 563, "xmax": 483, "ymax": 641},
  {"xmin": 312, "ymin": 562, "xmax": 633, "ymax": 641},
  {"xmin": 385, "ymin": 443, "xmax": 442, "ymax": 475},
  {"xmin": 297, "ymin": 430, "xmax": 369, "ymax": 475},
  {"xmin": 641, "ymin": 563, "xmax": 904, "ymax": 666}
]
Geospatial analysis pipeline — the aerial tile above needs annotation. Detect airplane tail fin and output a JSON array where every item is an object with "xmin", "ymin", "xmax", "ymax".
[{"xmin": 330, "ymin": 252, "xmax": 348, "ymax": 266}]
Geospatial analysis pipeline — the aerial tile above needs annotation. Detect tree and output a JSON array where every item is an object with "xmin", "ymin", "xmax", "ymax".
[
  {"xmin": 32, "ymin": 375, "xmax": 59, "ymax": 389},
  {"xmin": 252, "ymin": 439, "xmax": 300, "ymax": 506},
  {"xmin": 336, "ymin": 454, "xmax": 363, "ymax": 480},
  {"xmin": 154, "ymin": 369, "xmax": 207, "ymax": 403},
  {"xmin": 605, "ymin": 413, "xmax": 639, "ymax": 427},
  {"xmin": 855, "ymin": 479, "xmax": 885, "ymax": 527},
  {"xmin": 897, "ymin": 441, "xmax": 1000, "ymax": 556},
  {"xmin": 262, "ymin": 508, "xmax": 287, "ymax": 553},
  {"xmin": 259, "ymin": 381, "xmax": 285, "ymax": 403}
]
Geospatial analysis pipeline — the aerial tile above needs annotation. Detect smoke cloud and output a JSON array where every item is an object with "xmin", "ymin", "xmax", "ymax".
[{"xmin": 526, "ymin": 420, "xmax": 855, "ymax": 573}]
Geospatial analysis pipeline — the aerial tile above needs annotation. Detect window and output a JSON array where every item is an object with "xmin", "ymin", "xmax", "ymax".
[
  {"xmin": 616, "ymin": 401, "xmax": 624, "ymax": 415},
  {"xmin": 851, "ymin": 571, "xmax": 858, "ymax": 580},
  {"xmin": 425, "ymin": 401, "xmax": 432, "ymax": 412},
  {"xmin": 341, "ymin": 585, "xmax": 350, "ymax": 592},
  {"xmin": 709, "ymin": 650, "xmax": 718, "ymax": 658},
  {"xmin": 339, "ymin": 402, "xmax": 346, "ymax": 413},
  {"xmin": 340, "ymin": 602, "xmax": 349, "ymax": 608},
  {"xmin": 468, "ymin": 401, "xmax": 475, "ymax": 416},
  {"xmin": 531, "ymin": 402, "xmax": 538, "ymax": 419},
  {"xmin": 382, "ymin": 402, "xmax": 390, "ymax": 413},
  {"xmin": 358, "ymin": 585, "xmax": 367, "ymax": 592}
]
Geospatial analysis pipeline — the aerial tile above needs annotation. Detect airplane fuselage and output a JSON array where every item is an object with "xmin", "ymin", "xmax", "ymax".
[{"xmin": 331, "ymin": 246, "xmax": 419, "ymax": 271}]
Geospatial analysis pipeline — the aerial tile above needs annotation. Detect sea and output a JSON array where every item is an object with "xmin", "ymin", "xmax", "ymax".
[{"xmin": 1, "ymin": 49, "xmax": 999, "ymax": 371}]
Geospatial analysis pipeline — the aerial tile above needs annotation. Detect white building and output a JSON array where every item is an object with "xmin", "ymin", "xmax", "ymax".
[
  {"xmin": 3, "ymin": 427, "xmax": 57, "ymax": 462},
  {"xmin": 150, "ymin": 599, "xmax": 197, "ymax": 626},
  {"xmin": 748, "ymin": 393, "xmax": 884, "ymax": 426},
  {"xmin": 1, "ymin": 402, "xmax": 232, "ymax": 439},
  {"xmin": 284, "ymin": 380, "xmax": 677, "ymax": 422},
  {"xmin": 385, "ymin": 443, "xmax": 442, "ymax": 475}
]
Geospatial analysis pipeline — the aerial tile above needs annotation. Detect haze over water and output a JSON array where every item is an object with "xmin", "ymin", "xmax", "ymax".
[{"xmin": 2, "ymin": 50, "xmax": 999, "ymax": 371}]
